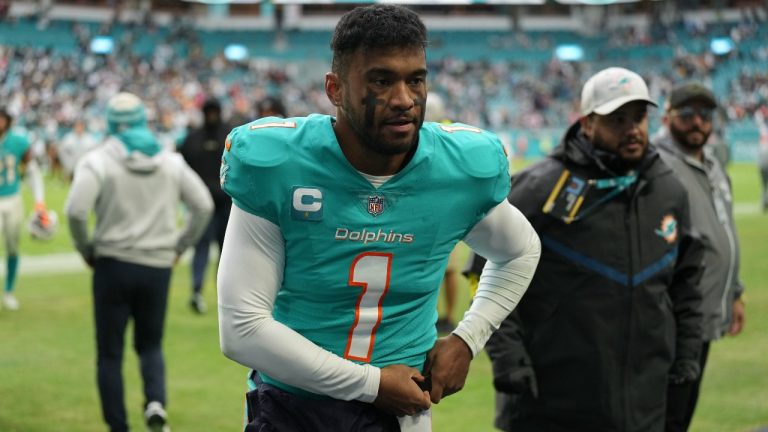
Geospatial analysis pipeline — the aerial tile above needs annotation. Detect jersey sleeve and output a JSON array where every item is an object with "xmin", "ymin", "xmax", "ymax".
[
  {"xmin": 219, "ymin": 120, "xmax": 297, "ymax": 225},
  {"xmin": 10, "ymin": 133, "xmax": 31, "ymax": 158}
]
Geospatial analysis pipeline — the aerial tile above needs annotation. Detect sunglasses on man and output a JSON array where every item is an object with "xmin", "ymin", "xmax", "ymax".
[{"xmin": 671, "ymin": 106, "xmax": 715, "ymax": 122}]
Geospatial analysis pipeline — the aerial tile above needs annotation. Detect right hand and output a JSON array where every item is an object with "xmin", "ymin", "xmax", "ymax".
[
  {"xmin": 374, "ymin": 364, "xmax": 431, "ymax": 416},
  {"xmin": 81, "ymin": 247, "xmax": 95, "ymax": 269},
  {"xmin": 492, "ymin": 361, "xmax": 538, "ymax": 398},
  {"xmin": 34, "ymin": 202, "xmax": 52, "ymax": 228},
  {"xmin": 668, "ymin": 359, "xmax": 700, "ymax": 385}
]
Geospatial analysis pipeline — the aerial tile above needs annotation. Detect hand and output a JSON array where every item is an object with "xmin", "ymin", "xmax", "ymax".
[
  {"xmin": 374, "ymin": 364, "xmax": 431, "ymax": 416},
  {"xmin": 79, "ymin": 245, "xmax": 95, "ymax": 269},
  {"xmin": 728, "ymin": 298, "xmax": 745, "ymax": 336},
  {"xmin": 669, "ymin": 359, "xmax": 700, "ymax": 385},
  {"xmin": 423, "ymin": 334, "xmax": 472, "ymax": 403},
  {"xmin": 35, "ymin": 202, "xmax": 51, "ymax": 228},
  {"xmin": 492, "ymin": 362, "xmax": 538, "ymax": 398}
]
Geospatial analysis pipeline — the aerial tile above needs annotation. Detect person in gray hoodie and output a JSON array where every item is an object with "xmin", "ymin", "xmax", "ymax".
[
  {"xmin": 65, "ymin": 92, "xmax": 213, "ymax": 432},
  {"xmin": 655, "ymin": 82, "xmax": 746, "ymax": 432}
]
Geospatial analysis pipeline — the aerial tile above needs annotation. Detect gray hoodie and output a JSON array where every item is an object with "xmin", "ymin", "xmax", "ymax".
[
  {"xmin": 65, "ymin": 137, "xmax": 214, "ymax": 268},
  {"xmin": 656, "ymin": 132, "xmax": 744, "ymax": 341}
]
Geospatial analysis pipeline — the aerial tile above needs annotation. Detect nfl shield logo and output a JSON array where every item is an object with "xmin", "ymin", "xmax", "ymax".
[{"xmin": 367, "ymin": 196, "xmax": 385, "ymax": 217}]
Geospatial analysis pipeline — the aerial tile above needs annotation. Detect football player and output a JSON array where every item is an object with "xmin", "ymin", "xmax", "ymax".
[
  {"xmin": 217, "ymin": 5, "xmax": 541, "ymax": 431},
  {"xmin": 0, "ymin": 108, "xmax": 50, "ymax": 311}
]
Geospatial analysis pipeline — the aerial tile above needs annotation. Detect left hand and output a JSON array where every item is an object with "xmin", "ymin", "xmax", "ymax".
[
  {"xmin": 728, "ymin": 298, "xmax": 745, "ymax": 336},
  {"xmin": 423, "ymin": 334, "xmax": 472, "ymax": 403}
]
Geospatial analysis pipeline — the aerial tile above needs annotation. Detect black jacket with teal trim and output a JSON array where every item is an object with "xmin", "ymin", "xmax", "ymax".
[{"xmin": 485, "ymin": 122, "xmax": 704, "ymax": 432}]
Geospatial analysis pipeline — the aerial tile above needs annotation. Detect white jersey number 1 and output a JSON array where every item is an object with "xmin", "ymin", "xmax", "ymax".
[{"xmin": 344, "ymin": 252, "xmax": 392, "ymax": 362}]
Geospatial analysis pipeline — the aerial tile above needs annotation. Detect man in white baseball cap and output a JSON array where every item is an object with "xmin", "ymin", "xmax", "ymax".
[
  {"xmin": 485, "ymin": 67, "xmax": 703, "ymax": 431},
  {"xmin": 579, "ymin": 67, "xmax": 658, "ymax": 167},
  {"xmin": 580, "ymin": 67, "xmax": 657, "ymax": 115}
]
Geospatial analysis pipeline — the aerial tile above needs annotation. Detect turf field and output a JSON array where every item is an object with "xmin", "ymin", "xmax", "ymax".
[{"xmin": 0, "ymin": 163, "xmax": 766, "ymax": 431}]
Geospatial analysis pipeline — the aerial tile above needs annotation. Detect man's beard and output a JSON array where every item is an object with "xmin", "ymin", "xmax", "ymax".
[
  {"xmin": 343, "ymin": 102, "xmax": 421, "ymax": 156},
  {"xmin": 591, "ymin": 134, "xmax": 647, "ymax": 172},
  {"xmin": 362, "ymin": 128, "xmax": 420, "ymax": 156},
  {"xmin": 670, "ymin": 125, "xmax": 710, "ymax": 152}
]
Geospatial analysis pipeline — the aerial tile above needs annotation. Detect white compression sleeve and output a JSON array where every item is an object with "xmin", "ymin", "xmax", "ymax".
[
  {"xmin": 452, "ymin": 201, "xmax": 541, "ymax": 356},
  {"xmin": 25, "ymin": 159, "xmax": 45, "ymax": 204},
  {"xmin": 217, "ymin": 204, "xmax": 380, "ymax": 402}
]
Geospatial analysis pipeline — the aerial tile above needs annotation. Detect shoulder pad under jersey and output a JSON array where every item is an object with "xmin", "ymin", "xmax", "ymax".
[
  {"xmin": 225, "ymin": 117, "xmax": 301, "ymax": 168},
  {"xmin": 5, "ymin": 132, "xmax": 31, "ymax": 155},
  {"xmin": 221, "ymin": 117, "xmax": 311, "ymax": 223},
  {"xmin": 423, "ymin": 122, "xmax": 508, "ymax": 179}
]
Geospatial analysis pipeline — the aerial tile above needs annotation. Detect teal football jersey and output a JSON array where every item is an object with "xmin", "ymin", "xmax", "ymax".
[
  {"xmin": 222, "ymin": 114, "xmax": 509, "ymax": 391},
  {"xmin": 0, "ymin": 132, "xmax": 30, "ymax": 197}
]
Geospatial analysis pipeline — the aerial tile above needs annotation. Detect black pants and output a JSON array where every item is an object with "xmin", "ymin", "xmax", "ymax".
[
  {"xmin": 93, "ymin": 257, "xmax": 171, "ymax": 432},
  {"xmin": 245, "ymin": 374, "xmax": 400, "ymax": 432},
  {"xmin": 191, "ymin": 202, "xmax": 230, "ymax": 294},
  {"xmin": 665, "ymin": 342, "xmax": 711, "ymax": 432}
]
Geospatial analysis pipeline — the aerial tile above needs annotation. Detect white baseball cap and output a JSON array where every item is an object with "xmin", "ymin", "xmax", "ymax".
[{"xmin": 580, "ymin": 67, "xmax": 657, "ymax": 116}]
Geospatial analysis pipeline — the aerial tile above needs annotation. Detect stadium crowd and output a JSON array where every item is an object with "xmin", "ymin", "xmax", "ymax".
[{"xmin": 0, "ymin": 8, "xmax": 766, "ymax": 169}]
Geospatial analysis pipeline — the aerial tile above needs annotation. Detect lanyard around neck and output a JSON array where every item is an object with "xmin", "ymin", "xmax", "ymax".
[
  {"xmin": 570, "ymin": 172, "xmax": 637, "ymax": 223},
  {"xmin": 543, "ymin": 169, "xmax": 638, "ymax": 224}
]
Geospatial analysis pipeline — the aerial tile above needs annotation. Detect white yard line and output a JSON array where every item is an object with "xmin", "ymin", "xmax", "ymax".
[
  {"xmin": 734, "ymin": 202, "xmax": 764, "ymax": 216},
  {"xmin": 0, "ymin": 250, "xmax": 200, "ymax": 276}
]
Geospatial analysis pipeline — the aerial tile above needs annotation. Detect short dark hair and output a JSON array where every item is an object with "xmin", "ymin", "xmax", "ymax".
[
  {"xmin": 256, "ymin": 96, "xmax": 287, "ymax": 118},
  {"xmin": 0, "ymin": 108, "xmax": 12, "ymax": 125},
  {"xmin": 330, "ymin": 4, "xmax": 427, "ymax": 75},
  {"xmin": 202, "ymin": 98, "xmax": 222, "ymax": 115}
]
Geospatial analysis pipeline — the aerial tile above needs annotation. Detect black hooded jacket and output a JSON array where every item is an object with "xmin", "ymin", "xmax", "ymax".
[
  {"xmin": 180, "ymin": 99, "xmax": 231, "ymax": 207},
  {"xmin": 485, "ymin": 122, "xmax": 703, "ymax": 432}
]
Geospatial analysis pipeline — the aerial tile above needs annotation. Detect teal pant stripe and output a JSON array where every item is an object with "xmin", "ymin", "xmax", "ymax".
[{"xmin": 5, "ymin": 255, "xmax": 19, "ymax": 293}]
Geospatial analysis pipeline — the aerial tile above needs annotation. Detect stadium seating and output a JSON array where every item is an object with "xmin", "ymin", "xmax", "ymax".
[{"xmin": 0, "ymin": 12, "xmax": 765, "ymax": 162}]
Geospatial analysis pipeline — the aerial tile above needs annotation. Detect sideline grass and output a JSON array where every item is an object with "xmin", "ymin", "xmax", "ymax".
[
  {"xmin": 0, "ymin": 269, "xmax": 246, "ymax": 431},
  {"xmin": 1, "ymin": 163, "xmax": 766, "ymax": 431}
]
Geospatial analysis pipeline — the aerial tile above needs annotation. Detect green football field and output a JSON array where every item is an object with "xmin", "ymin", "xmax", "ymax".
[{"xmin": 0, "ymin": 163, "xmax": 766, "ymax": 431}]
